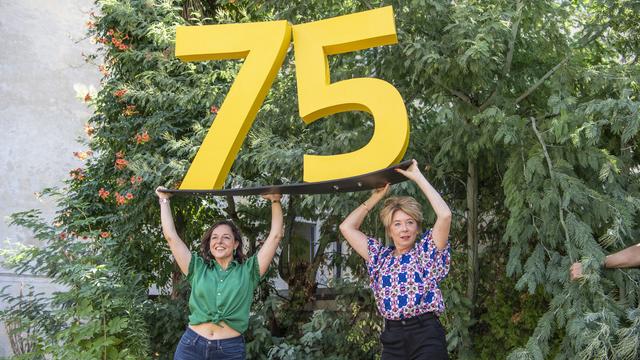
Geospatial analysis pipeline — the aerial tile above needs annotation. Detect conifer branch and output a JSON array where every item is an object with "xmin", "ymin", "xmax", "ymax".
[
  {"xmin": 479, "ymin": 0, "xmax": 523, "ymax": 112},
  {"xmin": 435, "ymin": 79, "xmax": 477, "ymax": 108},
  {"xmin": 503, "ymin": 1, "xmax": 523, "ymax": 79},
  {"xmin": 361, "ymin": 0, "xmax": 374, "ymax": 9},
  {"xmin": 478, "ymin": 91, "xmax": 496, "ymax": 113},
  {"xmin": 515, "ymin": 56, "xmax": 570, "ymax": 105},
  {"xmin": 531, "ymin": 117, "xmax": 574, "ymax": 262},
  {"xmin": 514, "ymin": 23, "xmax": 606, "ymax": 107}
]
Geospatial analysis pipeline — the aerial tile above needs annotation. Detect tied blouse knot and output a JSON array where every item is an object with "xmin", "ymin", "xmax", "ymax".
[{"xmin": 186, "ymin": 252, "xmax": 263, "ymax": 333}]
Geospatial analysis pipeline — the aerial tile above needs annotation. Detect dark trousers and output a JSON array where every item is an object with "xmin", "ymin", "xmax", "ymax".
[
  {"xmin": 381, "ymin": 313, "xmax": 449, "ymax": 360},
  {"xmin": 174, "ymin": 327, "xmax": 245, "ymax": 360}
]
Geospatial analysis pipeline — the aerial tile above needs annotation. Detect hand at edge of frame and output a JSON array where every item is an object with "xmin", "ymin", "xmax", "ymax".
[{"xmin": 569, "ymin": 262, "xmax": 584, "ymax": 280}]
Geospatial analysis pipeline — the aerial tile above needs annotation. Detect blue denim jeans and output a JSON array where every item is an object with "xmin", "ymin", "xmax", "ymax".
[{"xmin": 174, "ymin": 327, "xmax": 246, "ymax": 360}]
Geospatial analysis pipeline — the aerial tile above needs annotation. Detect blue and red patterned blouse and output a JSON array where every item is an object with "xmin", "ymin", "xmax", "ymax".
[{"xmin": 366, "ymin": 229, "xmax": 450, "ymax": 320}]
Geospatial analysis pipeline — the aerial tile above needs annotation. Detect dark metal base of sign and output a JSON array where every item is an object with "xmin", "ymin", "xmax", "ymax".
[{"xmin": 164, "ymin": 160, "xmax": 412, "ymax": 196}]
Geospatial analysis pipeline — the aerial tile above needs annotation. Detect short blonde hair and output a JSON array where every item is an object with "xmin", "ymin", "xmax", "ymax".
[{"xmin": 379, "ymin": 196, "xmax": 423, "ymax": 234}]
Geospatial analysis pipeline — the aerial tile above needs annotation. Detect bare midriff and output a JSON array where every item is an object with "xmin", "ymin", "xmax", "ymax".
[{"xmin": 189, "ymin": 321, "xmax": 241, "ymax": 340}]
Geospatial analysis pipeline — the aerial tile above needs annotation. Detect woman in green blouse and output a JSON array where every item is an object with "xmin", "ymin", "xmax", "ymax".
[{"xmin": 156, "ymin": 186, "xmax": 283, "ymax": 360}]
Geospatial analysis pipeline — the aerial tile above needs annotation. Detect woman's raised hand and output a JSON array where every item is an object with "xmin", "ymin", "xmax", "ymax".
[
  {"xmin": 155, "ymin": 186, "xmax": 173, "ymax": 200},
  {"xmin": 368, "ymin": 183, "xmax": 390, "ymax": 204},
  {"xmin": 395, "ymin": 159, "xmax": 425, "ymax": 183},
  {"xmin": 569, "ymin": 262, "xmax": 584, "ymax": 280}
]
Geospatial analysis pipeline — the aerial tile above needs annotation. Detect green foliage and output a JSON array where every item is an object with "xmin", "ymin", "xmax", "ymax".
[
  {"xmin": 3, "ymin": 0, "xmax": 640, "ymax": 359},
  {"xmin": 1, "ymin": 210, "xmax": 150, "ymax": 359},
  {"xmin": 267, "ymin": 279, "xmax": 383, "ymax": 360},
  {"xmin": 141, "ymin": 288, "xmax": 189, "ymax": 359}
]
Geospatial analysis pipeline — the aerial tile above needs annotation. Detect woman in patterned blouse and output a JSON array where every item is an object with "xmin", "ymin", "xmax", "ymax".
[{"xmin": 339, "ymin": 159, "xmax": 452, "ymax": 360}]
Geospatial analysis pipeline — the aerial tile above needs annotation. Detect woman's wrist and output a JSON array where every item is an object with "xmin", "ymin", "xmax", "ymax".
[
  {"xmin": 363, "ymin": 196, "xmax": 381, "ymax": 210},
  {"xmin": 413, "ymin": 173, "xmax": 429, "ymax": 185},
  {"xmin": 159, "ymin": 198, "xmax": 170, "ymax": 204}
]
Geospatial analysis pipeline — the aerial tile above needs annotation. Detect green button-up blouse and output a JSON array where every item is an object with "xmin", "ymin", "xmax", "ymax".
[{"xmin": 186, "ymin": 252, "xmax": 262, "ymax": 333}]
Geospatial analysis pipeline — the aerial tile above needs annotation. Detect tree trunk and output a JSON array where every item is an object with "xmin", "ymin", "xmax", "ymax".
[
  {"xmin": 278, "ymin": 196, "xmax": 296, "ymax": 281},
  {"xmin": 466, "ymin": 159, "xmax": 479, "ymax": 305},
  {"xmin": 225, "ymin": 195, "xmax": 257, "ymax": 255}
]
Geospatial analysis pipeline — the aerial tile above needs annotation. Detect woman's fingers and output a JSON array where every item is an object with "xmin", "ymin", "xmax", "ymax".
[
  {"xmin": 262, "ymin": 193, "xmax": 282, "ymax": 202},
  {"xmin": 374, "ymin": 183, "xmax": 389, "ymax": 192},
  {"xmin": 155, "ymin": 186, "xmax": 172, "ymax": 199},
  {"xmin": 371, "ymin": 183, "xmax": 390, "ymax": 199},
  {"xmin": 395, "ymin": 165, "xmax": 414, "ymax": 178},
  {"xmin": 395, "ymin": 159, "xmax": 423, "ymax": 180}
]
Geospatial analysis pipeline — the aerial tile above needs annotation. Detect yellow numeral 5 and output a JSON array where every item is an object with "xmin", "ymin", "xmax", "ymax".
[
  {"xmin": 292, "ymin": 6, "xmax": 409, "ymax": 182},
  {"xmin": 175, "ymin": 6, "xmax": 408, "ymax": 190}
]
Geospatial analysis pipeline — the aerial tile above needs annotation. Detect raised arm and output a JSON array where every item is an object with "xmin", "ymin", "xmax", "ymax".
[
  {"xmin": 604, "ymin": 243, "xmax": 640, "ymax": 268},
  {"xmin": 396, "ymin": 160, "xmax": 452, "ymax": 250},
  {"xmin": 339, "ymin": 184, "xmax": 390, "ymax": 261},
  {"xmin": 257, "ymin": 194, "xmax": 284, "ymax": 276},
  {"xmin": 156, "ymin": 186, "xmax": 191, "ymax": 275},
  {"xmin": 570, "ymin": 242, "xmax": 640, "ymax": 280}
]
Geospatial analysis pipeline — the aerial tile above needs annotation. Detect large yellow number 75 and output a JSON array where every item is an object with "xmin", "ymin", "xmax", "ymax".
[{"xmin": 175, "ymin": 6, "xmax": 408, "ymax": 190}]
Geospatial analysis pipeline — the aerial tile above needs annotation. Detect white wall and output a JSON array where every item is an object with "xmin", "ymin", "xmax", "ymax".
[{"xmin": 0, "ymin": 1, "xmax": 98, "ymax": 356}]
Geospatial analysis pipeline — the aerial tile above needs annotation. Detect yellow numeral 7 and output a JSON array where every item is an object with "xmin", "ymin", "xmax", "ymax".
[
  {"xmin": 175, "ymin": 21, "xmax": 291, "ymax": 189},
  {"xmin": 175, "ymin": 6, "xmax": 408, "ymax": 190}
]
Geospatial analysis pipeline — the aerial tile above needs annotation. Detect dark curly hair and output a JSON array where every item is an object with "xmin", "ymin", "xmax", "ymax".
[{"xmin": 200, "ymin": 220, "xmax": 246, "ymax": 264}]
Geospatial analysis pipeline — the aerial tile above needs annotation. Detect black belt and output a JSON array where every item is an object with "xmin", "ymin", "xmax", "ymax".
[{"xmin": 384, "ymin": 312, "xmax": 437, "ymax": 329}]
